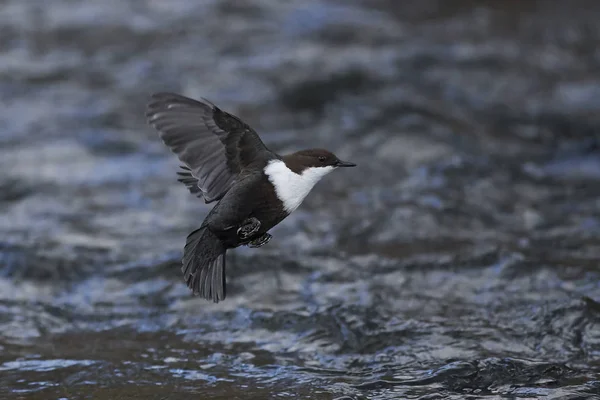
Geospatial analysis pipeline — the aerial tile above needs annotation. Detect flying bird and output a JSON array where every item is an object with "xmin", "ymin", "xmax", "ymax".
[{"xmin": 146, "ymin": 93, "xmax": 356, "ymax": 302}]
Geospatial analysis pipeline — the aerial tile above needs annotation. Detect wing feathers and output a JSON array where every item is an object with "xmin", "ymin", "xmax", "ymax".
[{"xmin": 146, "ymin": 92, "xmax": 271, "ymax": 203}]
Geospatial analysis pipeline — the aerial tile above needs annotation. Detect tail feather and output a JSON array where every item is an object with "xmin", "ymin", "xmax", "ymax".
[{"xmin": 183, "ymin": 226, "xmax": 227, "ymax": 303}]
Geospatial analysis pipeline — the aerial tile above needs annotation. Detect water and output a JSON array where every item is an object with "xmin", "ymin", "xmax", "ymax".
[{"xmin": 1, "ymin": 0, "xmax": 599, "ymax": 398}]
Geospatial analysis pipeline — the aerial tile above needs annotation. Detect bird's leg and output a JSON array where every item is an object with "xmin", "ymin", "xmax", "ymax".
[
  {"xmin": 237, "ymin": 217, "xmax": 261, "ymax": 240},
  {"xmin": 247, "ymin": 233, "xmax": 272, "ymax": 248}
]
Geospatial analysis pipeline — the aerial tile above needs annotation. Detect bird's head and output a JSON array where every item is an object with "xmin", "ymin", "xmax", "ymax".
[{"xmin": 284, "ymin": 149, "xmax": 356, "ymax": 177}]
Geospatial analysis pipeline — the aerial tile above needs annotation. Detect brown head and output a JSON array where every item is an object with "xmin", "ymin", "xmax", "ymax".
[{"xmin": 282, "ymin": 148, "xmax": 356, "ymax": 174}]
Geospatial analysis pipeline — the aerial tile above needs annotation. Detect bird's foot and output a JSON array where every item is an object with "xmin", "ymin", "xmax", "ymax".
[
  {"xmin": 247, "ymin": 233, "xmax": 272, "ymax": 248},
  {"xmin": 237, "ymin": 217, "xmax": 261, "ymax": 240}
]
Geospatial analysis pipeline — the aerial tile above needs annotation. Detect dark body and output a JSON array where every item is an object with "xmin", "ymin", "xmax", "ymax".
[
  {"xmin": 204, "ymin": 168, "xmax": 288, "ymax": 248},
  {"xmin": 146, "ymin": 92, "xmax": 291, "ymax": 302}
]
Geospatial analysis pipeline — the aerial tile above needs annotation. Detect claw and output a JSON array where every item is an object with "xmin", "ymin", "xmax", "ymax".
[
  {"xmin": 247, "ymin": 233, "xmax": 272, "ymax": 248},
  {"xmin": 237, "ymin": 217, "xmax": 261, "ymax": 240}
]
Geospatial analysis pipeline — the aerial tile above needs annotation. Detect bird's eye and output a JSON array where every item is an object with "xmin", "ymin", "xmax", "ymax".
[{"xmin": 318, "ymin": 156, "xmax": 326, "ymax": 162}]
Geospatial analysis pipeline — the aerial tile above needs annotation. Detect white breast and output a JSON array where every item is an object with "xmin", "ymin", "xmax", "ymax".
[{"xmin": 264, "ymin": 160, "xmax": 334, "ymax": 213}]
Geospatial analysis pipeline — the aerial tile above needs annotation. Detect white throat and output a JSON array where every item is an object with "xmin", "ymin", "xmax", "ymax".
[{"xmin": 264, "ymin": 160, "xmax": 334, "ymax": 213}]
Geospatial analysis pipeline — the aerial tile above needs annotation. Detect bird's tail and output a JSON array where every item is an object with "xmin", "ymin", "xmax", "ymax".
[{"xmin": 182, "ymin": 225, "xmax": 227, "ymax": 303}]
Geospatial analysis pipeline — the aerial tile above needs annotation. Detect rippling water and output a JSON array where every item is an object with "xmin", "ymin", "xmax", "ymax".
[{"xmin": 1, "ymin": 1, "xmax": 599, "ymax": 399}]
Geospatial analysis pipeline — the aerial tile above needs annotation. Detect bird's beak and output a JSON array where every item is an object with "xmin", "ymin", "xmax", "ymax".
[{"xmin": 336, "ymin": 160, "xmax": 356, "ymax": 167}]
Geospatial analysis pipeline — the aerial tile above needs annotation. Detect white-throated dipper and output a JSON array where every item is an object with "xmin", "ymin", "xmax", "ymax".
[{"xmin": 146, "ymin": 92, "xmax": 356, "ymax": 303}]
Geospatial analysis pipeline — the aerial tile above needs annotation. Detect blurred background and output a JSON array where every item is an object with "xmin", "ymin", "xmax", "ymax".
[{"xmin": 1, "ymin": 0, "xmax": 599, "ymax": 399}]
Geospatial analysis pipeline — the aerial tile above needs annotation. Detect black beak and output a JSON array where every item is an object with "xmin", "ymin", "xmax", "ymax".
[{"xmin": 336, "ymin": 160, "xmax": 356, "ymax": 167}]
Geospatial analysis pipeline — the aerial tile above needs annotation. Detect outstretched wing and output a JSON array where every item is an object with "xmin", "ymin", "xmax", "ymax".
[{"xmin": 146, "ymin": 92, "xmax": 272, "ymax": 203}]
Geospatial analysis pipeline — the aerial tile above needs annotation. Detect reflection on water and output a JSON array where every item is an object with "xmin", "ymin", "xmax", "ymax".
[{"xmin": 1, "ymin": 0, "xmax": 599, "ymax": 399}]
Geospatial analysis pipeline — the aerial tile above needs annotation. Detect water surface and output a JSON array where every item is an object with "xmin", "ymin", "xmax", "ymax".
[{"xmin": 1, "ymin": 1, "xmax": 599, "ymax": 399}]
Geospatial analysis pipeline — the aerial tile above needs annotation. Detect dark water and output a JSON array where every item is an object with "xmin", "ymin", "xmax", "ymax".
[{"xmin": 1, "ymin": 1, "xmax": 600, "ymax": 399}]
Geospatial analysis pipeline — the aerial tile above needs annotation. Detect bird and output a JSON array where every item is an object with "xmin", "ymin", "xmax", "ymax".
[{"xmin": 146, "ymin": 92, "xmax": 356, "ymax": 303}]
